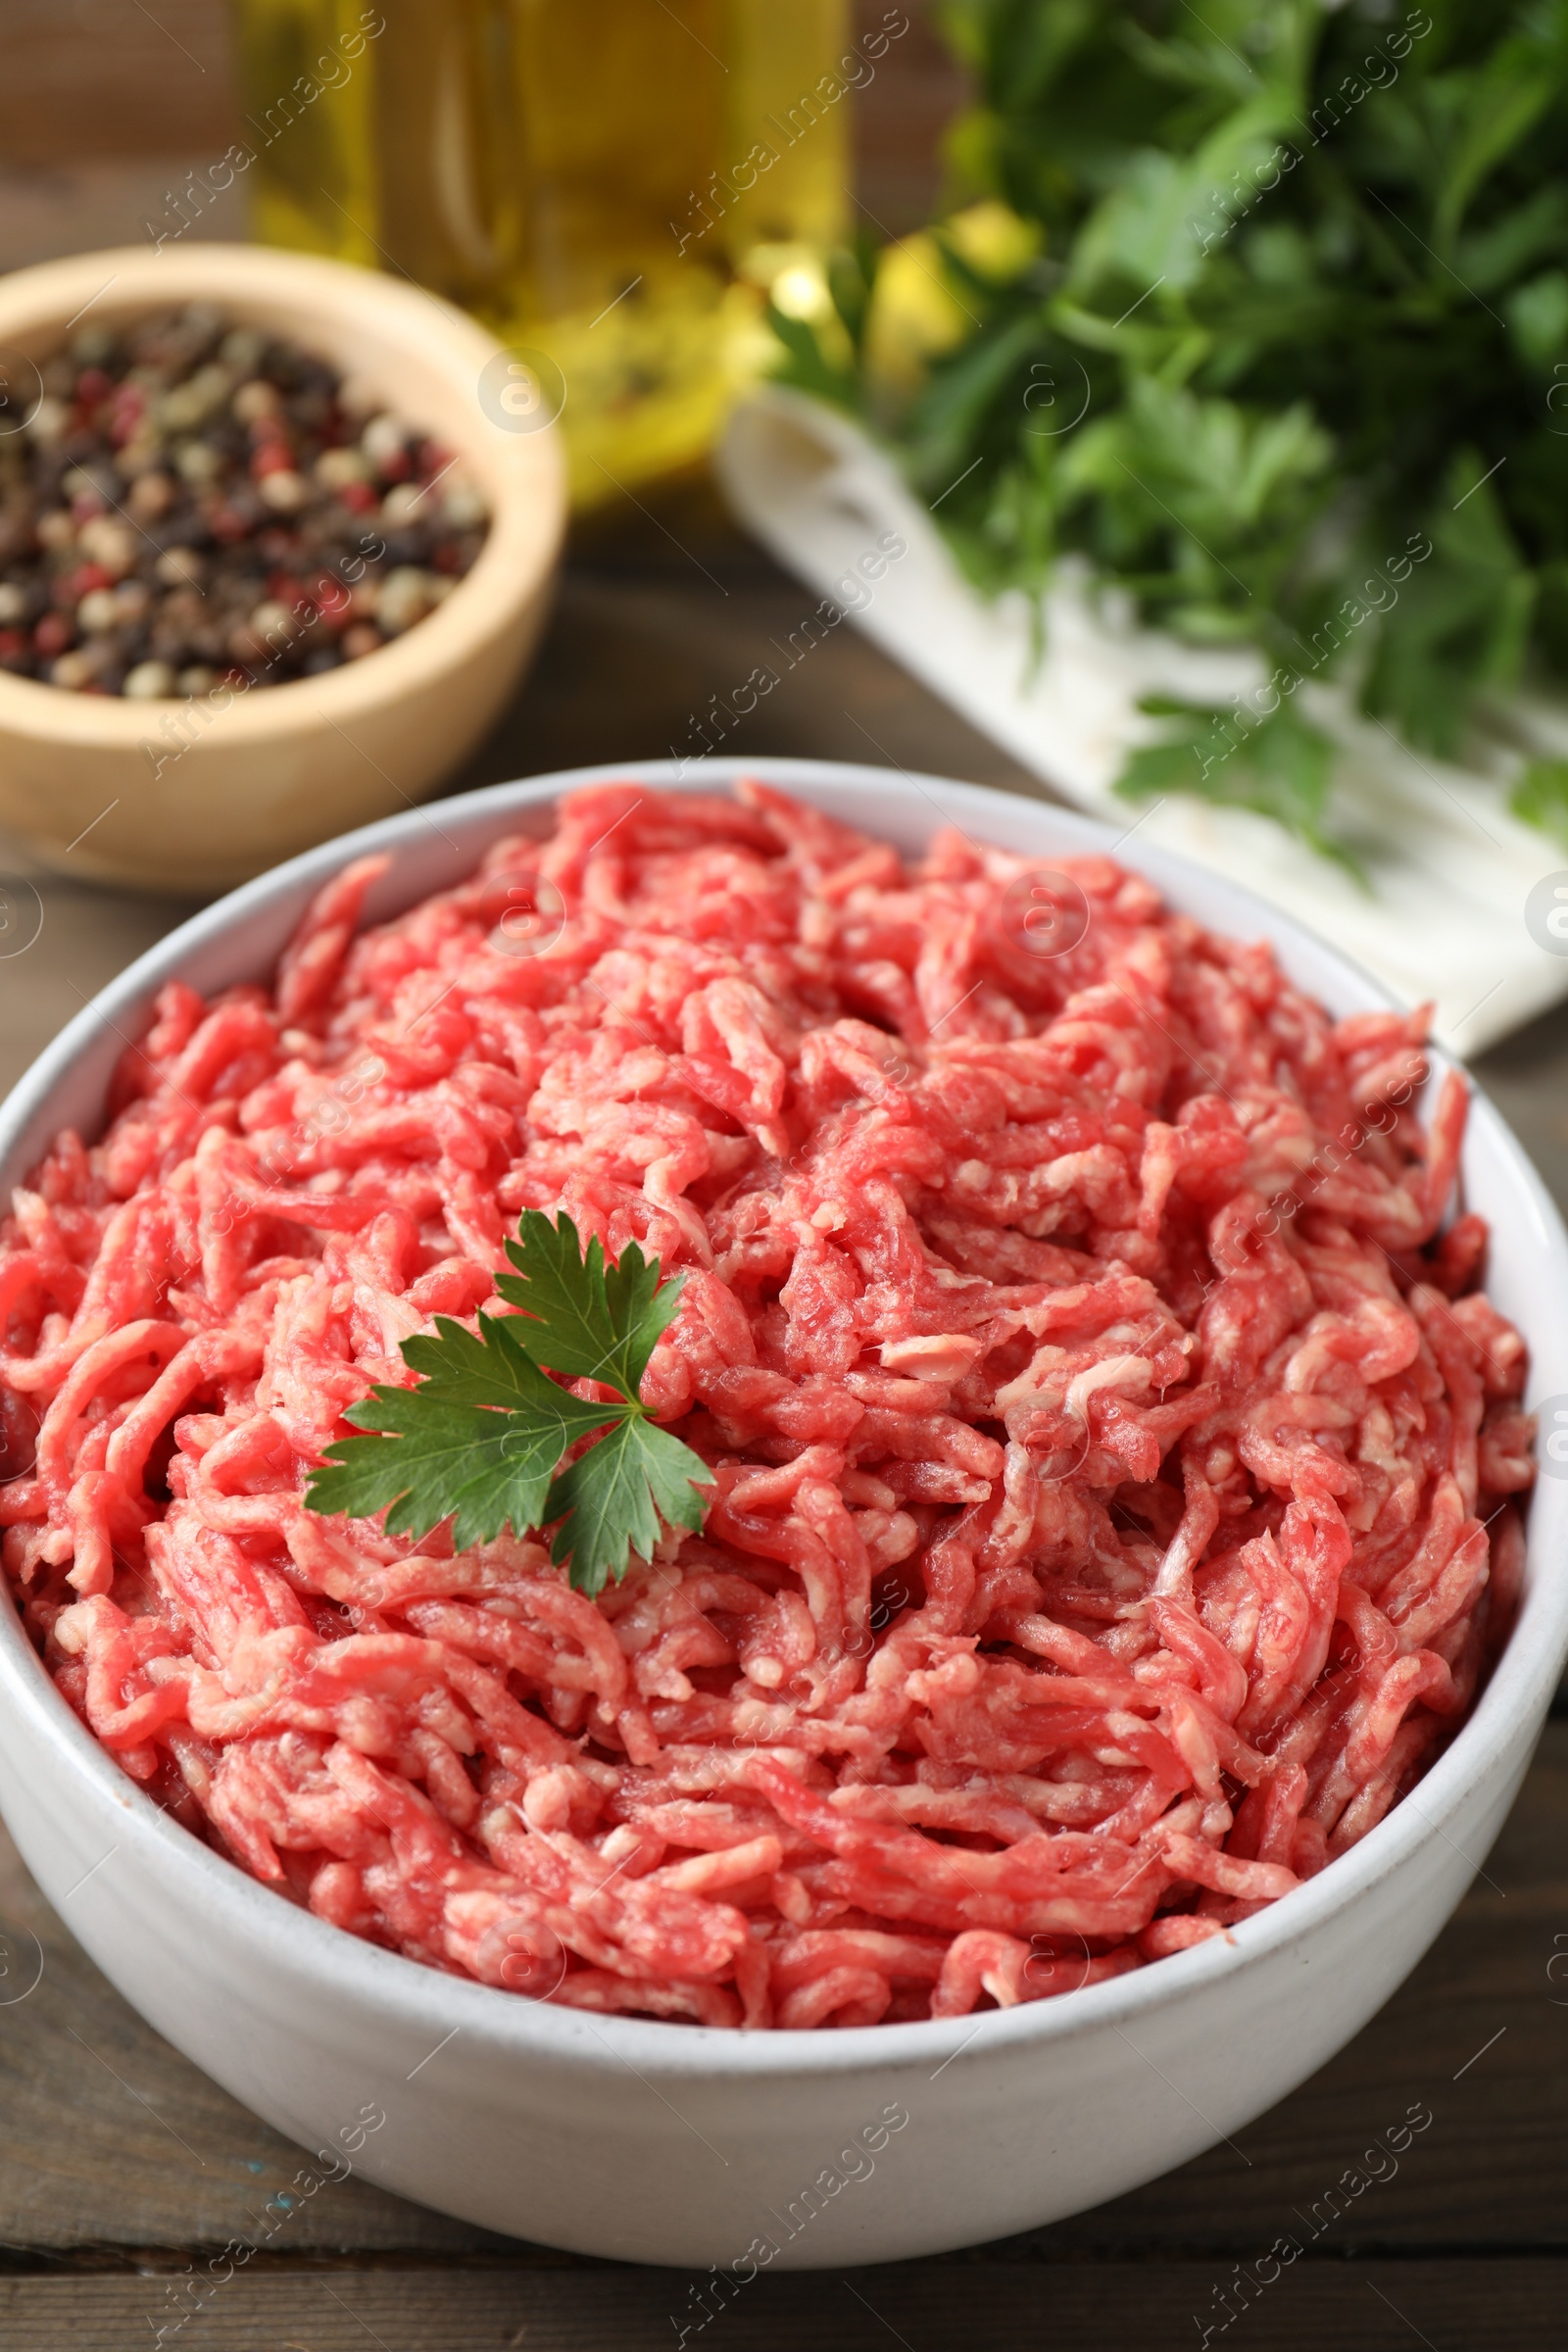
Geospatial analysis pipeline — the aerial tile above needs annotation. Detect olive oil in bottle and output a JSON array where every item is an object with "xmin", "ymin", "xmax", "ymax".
[
  {"xmin": 232, "ymin": 1, "xmax": 851, "ymax": 503},
  {"xmin": 232, "ymin": 0, "xmax": 381, "ymax": 268}
]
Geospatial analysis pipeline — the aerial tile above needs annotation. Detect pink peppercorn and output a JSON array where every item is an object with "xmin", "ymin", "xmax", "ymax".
[
  {"xmin": 109, "ymin": 386, "xmax": 146, "ymax": 445},
  {"xmin": 312, "ymin": 574, "xmax": 351, "ymax": 623}
]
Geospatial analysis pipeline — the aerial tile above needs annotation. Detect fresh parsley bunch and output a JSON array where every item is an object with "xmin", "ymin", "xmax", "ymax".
[
  {"xmin": 771, "ymin": 0, "xmax": 1568, "ymax": 863},
  {"xmin": 307, "ymin": 1212, "xmax": 711, "ymax": 1596}
]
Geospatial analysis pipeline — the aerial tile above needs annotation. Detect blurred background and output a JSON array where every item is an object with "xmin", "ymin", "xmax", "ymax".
[
  {"xmin": 0, "ymin": 0, "xmax": 959, "ymax": 500},
  {"xmin": 0, "ymin": 0, "xmax": 1019, "ymax": 1091}
]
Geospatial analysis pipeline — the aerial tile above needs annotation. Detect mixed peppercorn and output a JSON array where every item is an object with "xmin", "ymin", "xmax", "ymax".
[{"xmin": 0, "ymin": 304, "xmax": 488, "ymax": 699}]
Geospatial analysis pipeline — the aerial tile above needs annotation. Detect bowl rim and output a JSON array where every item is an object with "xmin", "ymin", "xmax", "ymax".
[
  {"xmin": 1, "ymin": 752, "xmax": 1563, "ymax": 2083},
  {"xmin": 0, "ymin": 242, "xmax": 565, "ymax": 745}
]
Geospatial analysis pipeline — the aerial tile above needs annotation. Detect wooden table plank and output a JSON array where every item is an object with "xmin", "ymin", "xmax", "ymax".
[
  {"xmin": 0, "ymin": 3, "xmax": 235, "ymax": 169},
  {"xmin": 2, "ymin": 2257, "xmax": 1564, "ymax": 2352}
]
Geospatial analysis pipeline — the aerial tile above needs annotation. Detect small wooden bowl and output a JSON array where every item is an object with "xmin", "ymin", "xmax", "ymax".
[{"xmin": 0, "ymin": 244, "xmax": 566, "ymax": 895}]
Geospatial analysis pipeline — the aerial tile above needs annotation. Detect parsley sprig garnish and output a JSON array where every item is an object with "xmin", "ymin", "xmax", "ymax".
[{"xmin": 306, "ymin": 1212, "xmax": 711, "ymax": 1595}]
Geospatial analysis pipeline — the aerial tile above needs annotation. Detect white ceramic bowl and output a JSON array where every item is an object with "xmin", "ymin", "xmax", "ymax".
[{"xmin": 1, "ymin": 759, "xmax": 1563, "ymax": 2271}]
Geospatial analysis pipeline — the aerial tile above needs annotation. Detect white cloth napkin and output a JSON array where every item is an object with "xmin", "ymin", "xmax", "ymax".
[{"xmin": 716, "ymin": 385, "xmax": 1568, "ymax": 1055}]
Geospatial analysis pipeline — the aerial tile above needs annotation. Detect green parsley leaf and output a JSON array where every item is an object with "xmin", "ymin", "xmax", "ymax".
[
  {"xmin": 492, "ymin": 1209, "xmax": 680, "ymax": 1396},
  {"xmin": 1360, "ymin": 458, "xmax": 1537, "ymax": 760},
  {"xmin": 305, "ymin": 1217, "xmax": 712, "ymax": 1594},
  {"xmin": 1117, "ymin": 692, "xmax": 1362, "ymax": 880},
  {"xmin": 1510, "ymin": 755, "xmax": 1568, "ymax": 847},
  {"xmin": 543, "ymin": 1412, "xmax": 710, "ymax": 1597},
  {"xmin": 304, "ymin": 1311, "xmax": 617, "ymax": 1552}
]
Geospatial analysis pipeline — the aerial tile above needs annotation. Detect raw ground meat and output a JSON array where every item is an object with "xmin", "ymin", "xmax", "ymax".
[{"xmin": 0, "ymin": 781, "xmax": 1536, "ymax": 2028}]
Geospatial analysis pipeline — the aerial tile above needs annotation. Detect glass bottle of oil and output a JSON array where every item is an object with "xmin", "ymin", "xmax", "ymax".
[
  {"xmin": 231, "ymin": 0, "xmax": 381, "ymax": 267},
  {"xmin": 231, "ymin": 0, "xmax": 851, "ymax": 504}
]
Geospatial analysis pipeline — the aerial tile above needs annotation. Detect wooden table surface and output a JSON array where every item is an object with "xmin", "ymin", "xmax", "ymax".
[{"xmin": 1, "ymin": 471, "xmax": 1566, "ymax": 2351}]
